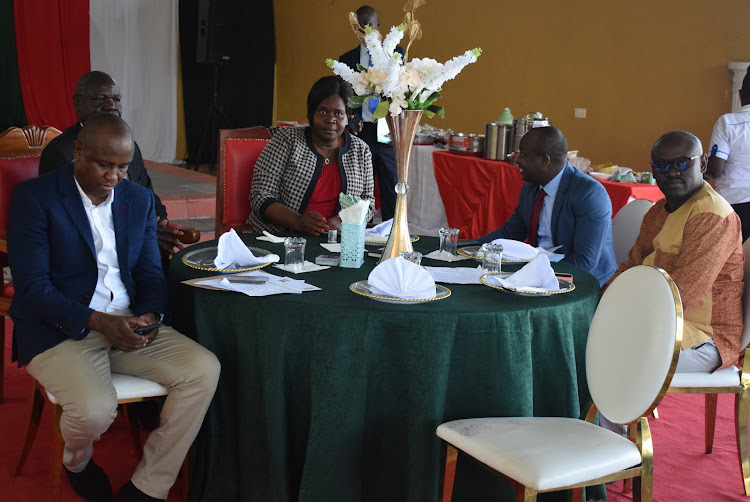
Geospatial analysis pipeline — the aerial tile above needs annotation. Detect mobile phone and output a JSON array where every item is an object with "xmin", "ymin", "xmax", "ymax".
[
  {"xmin": 227, "ymin": 277, "xmax": 269, "ymax": 284},
  {"xmin": 134, "ymin": 319, "xmax": 163, "ymax": 335}
]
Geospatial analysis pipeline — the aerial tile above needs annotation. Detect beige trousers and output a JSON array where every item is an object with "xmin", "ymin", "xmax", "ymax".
[{"xmin": 26, "ymin": 315, "xmax": 220, "ymax": 499}]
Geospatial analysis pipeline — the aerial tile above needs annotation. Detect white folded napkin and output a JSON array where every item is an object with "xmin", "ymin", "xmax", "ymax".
[
  {"xmin": 483, "ymin": 254, "xmax": 560, "ymax": 292},
  {"xmin": 214, "ymin": 229, "xmax": 280, "ymax": 269},
  {"xmin": 368, "ymin": 256, "xmax": 437, "ymax": 299},
  {"xmin": 423, "ymin": 250, "xmax": 470, "ymax": 262},
  {"xmin": 489, "ymin": 239, "xmax": 565, "ymax": 263},
  {"xmin": 365, "ymin": 218, "xmax": 393, "ymax": 238},
  {"xmin": 490, "ymin": 239, "xmax": 538, "ymax": 260},
  {"xmin": 339, "ymin": 200, "xmax": 370, "ymax": 225},
  {"xmin": 257, "ymin": 231, "xmax": 286, "ymax": 243},
  {"xmin": 273, "ymin": 261, "xmax": 330, "ymax": 274}
]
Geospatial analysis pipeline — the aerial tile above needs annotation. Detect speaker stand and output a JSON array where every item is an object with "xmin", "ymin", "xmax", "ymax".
[{"xmin": 187, "ymin": 63, "xmax": 231, "ymax": 171}]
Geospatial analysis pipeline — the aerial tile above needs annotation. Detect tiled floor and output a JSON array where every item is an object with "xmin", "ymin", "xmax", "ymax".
[{"xmin": 144, "ymin": 161, "xmax": 217, "ymax": 240}]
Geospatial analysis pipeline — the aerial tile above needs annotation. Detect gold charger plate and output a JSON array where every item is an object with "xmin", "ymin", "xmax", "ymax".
[
  {"xmin": 182, "ymin": 246, "xmax": 275, "ymax": 273},
  {"xmin": 457, "ymin": 245, "xmax": 531, "ymax": 264},
  {"xmin": 349, "ymin": 280, "xmax": 451, "ymax": 304},
  {"xmin": 479, "ymin": 272, "xmax": 575, "ymax": 297},
  {"xmin": 364, "ymin": 234, "xmax": 420, "ymax": 245}
]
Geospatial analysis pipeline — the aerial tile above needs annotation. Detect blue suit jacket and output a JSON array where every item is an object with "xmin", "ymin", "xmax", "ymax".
[
  {"xmin": 7, "ymin": 165, "xmax": 167, "ymax": 365},
  {"xmin": 478, "ymin": 163, "xmax": 617, "ymax": 286}
]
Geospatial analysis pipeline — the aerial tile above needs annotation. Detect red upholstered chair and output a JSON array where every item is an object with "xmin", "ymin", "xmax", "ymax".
[
  {"xmin": 0, "ymin": 125, "xmax": 62, "ymax": 402},
  {"xmin": 215, "ymin": 126, "xmax": 272, "ymax": 236}
]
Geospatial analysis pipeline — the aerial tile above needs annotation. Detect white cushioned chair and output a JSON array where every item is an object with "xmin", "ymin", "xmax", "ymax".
[
  {"xmin": 15, "ymin": 373, "xmax": 170, "ymax": 501},
  {"xmin": 665, "ymin": 237, "xmax": 750, "ymax": 496},
  {"xmin": 612, "ymin": 198, "xmax": 654, "ymax": 265},
  {"xmin": 436, "ymin": 265, "xmax": 683, "ymax": 502}
]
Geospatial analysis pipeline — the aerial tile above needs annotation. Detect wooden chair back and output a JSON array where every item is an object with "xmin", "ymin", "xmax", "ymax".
[
  {"xmin": 0, "ymin": 125, "xmax": 62, "ymax": 237},
  {"xmin": 215, "ymin": 126, "xmax": 272, "ymax": 236}
]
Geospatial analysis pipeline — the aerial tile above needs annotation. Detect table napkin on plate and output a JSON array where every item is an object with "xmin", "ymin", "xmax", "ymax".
[
  {"xmin": 274, "ymin": 261, "xmax": 330, "ymax": 274},
  {"xmin": 423, "ymin": 250, "xmax": 470, "ymax": 262},
  {"xmin": 365, "ymin": 218, "xmax": 393, "ymax": 238},
  {"xmin": 214, "ymin": 228, "xmax": 280, "ymax": 269},
  {"xmin": 490, "ymin": 239, "xmax": 539, "ymax": 260},
  {"xmin": 368, "ymin": 256, "xmax": 436, "ymax": 299},
  {"xmin": 489, "ymin": 239, "xmax": 565, "ymax": 263},
  {"xmin": 257, "ymin": 231, "xmax": 286, "ymax": 243},
  {"xmin": 483, "ymin": 254, "xmax": 560, "ymax": 292}
]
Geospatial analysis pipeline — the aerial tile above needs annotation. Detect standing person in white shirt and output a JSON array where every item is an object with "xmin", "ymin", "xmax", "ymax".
[
  {"xmin": 7, "ymin": 113, "xmax": 220, "ymax": 502},
  {"xmin": 707, "ymin": 66, "xmax": 750, "ymax": 241}
]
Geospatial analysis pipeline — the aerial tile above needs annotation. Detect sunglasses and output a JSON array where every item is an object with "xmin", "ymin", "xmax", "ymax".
[{"xmin": 650, "ymin": 155, "xmax": 700, "ymax": 174}]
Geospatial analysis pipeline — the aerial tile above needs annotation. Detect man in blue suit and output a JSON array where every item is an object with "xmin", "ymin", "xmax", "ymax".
[
  {"xmin": 477, "ymin": 126, "xmax": 616, "ymax": 286},
  {"xmin": 8, "ymin": 114, "xmax": 220, "ymax": 502}
]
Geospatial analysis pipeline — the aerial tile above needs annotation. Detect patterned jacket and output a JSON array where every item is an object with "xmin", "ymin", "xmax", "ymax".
[{"xmin": 248, "ymin": 126, "xmax": 374, "ymax": 234}]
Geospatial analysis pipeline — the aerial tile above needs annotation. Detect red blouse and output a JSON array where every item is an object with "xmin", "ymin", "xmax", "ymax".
[{"xmin": 304, "ymin": 162, "xmax": 341, "ymax": 218}]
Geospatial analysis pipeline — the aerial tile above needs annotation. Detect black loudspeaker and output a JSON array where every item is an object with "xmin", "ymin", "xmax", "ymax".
[{"xmin": 196, "ymin": 0, "xmax": 238, "ymax": 64}]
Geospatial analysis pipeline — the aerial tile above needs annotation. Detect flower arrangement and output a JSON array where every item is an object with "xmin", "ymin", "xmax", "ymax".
[{"xmin": 326, "ymin": 0, "xmax": 481, "ymax": 119}]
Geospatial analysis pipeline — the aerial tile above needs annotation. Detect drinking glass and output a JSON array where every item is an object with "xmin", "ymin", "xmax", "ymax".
[
  {"xmin": 284, "ymin": 237, "xmax": 306, "ymax": 272},
  {"xmin": 327, "ymin": 229, "xmax": 338, "ymax": 243},
  {"xmin": 399, "ymin": 251, "xmax": 423, "ymax": 265},
  {"xmin": 439, "ymin": 227, "xmax": 460, "ymax": 256},
  {"xmin": 481, "ymin": 243, "xmax": 503, "ymax": 274}
]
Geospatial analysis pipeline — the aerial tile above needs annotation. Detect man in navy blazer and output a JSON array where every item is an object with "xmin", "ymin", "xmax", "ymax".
[
  {"xmin": 8, "ymin": 114, "xmax": 220, "ymax": 502},
  {"xmin": 477, "ymin": 127, "xmax": 616, "ymax": 286}
]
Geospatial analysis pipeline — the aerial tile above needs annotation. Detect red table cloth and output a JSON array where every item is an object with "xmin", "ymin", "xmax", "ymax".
[{"xmin": 431, "ymin": 151, "xmax": 663, "ymax": 239}]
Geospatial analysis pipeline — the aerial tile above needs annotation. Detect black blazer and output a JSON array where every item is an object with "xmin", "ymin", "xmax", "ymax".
[{"xmin": 39, "ymin": 123, "xmax": 167, "ymax": 220}]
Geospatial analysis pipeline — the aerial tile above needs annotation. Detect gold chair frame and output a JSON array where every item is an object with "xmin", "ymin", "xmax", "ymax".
[{"xmin": 438, "ymin": 267, "xmax": 683, "ymax": 502}]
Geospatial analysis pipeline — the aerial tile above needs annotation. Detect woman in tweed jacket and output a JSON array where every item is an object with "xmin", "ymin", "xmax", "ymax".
[{"xmin": 248, "ymin": 76, "xmax": 374, "ymax": 235}]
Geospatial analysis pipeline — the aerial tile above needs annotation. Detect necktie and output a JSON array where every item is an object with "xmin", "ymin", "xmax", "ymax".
[
  {"xmin": 527, "ymin": 188, "xmax": 546, "ymax": 247},
  {"xmin": 367, "ymin": 54, "xmax": 379, "ymax": 114}
]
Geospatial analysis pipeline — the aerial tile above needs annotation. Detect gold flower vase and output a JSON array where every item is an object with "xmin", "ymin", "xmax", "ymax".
[{"xmin": 378, "ymin": 109, "xmax": 422, "ymax": 263}]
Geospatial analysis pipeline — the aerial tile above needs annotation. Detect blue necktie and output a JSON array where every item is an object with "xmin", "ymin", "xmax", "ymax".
[{"xmin": 368, "ymin": 54, "xmax": 379, "ymax": 114}]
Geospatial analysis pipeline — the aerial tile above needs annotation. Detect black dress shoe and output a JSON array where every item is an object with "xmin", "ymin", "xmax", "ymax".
[
  {"xmin": 64, "ymin": 459, "xmax": 112, "ymax": 502},
  {"xmin": 115, "ymin": 481, "xmax": 164, "ymax": 502}
]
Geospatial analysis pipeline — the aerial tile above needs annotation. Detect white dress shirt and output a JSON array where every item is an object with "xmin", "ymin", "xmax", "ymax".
[
  {"xmin": 536, "ymin": 167, "xmax": 565, "ymax": 250},
  {"xmin": 710, "ymin": 104, "xmax": 750, "ymax": 204},
  {"xmin": 74, "ymin": 179, "xmax": 130, "ymax": 312}
]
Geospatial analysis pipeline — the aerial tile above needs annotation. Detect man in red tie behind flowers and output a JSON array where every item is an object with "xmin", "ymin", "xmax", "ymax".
[{"xmin": 477, "ymin": 126, "xmax": 616, "ymax": 286}]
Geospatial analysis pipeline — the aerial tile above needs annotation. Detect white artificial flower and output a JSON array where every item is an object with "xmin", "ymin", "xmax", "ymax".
[{"xmin": 382, "ymin": 26, "xmax": 406, "ymax": 58}]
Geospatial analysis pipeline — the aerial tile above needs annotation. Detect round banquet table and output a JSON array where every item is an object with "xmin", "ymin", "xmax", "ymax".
[{"xmin": 168, "ymin": 235, "xmax": 604, "ymax": 502}]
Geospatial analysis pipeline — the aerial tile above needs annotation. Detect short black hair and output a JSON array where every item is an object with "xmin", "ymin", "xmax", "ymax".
[
  {"xmin": 78, "ymin": 113, "xmax": 132, "ymax": 148},
  {"xmin": 741, "ymin": 65, "xmax": 750, "ymax": 101},
  {"xmin": 356, "ymin": 5, "xmax": 376, "ymax": 19},
  {"xmin": 527, "ymin": 126, "xmax": 568, "ymax": 163},
  {"xmin": 306, "ymin": 76, "xmax": 354, "ymax": 124},
  {"xmin": 74, "ymin": 71, "xmax": 116, "ymax": 98}
]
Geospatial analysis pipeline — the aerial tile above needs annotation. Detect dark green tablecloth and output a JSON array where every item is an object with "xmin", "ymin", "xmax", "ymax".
[{"xmin": 168, "ymin": 235, "xmax": 603, "ymax": 502}]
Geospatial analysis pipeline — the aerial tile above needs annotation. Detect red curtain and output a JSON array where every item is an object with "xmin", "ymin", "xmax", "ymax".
[{"xmin": 13, "ymin": 0, "xmax": 90, "ymax": 129}]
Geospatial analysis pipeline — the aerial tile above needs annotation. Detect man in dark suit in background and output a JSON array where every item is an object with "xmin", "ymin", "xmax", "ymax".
[
  {"xmin": 339, "ymin": 5, "xmax": 402, "ymax": 221},
  {"xmin": 9, "ymin": 114, "xmax": 220, "ymax": 502},
  {"xmin": 39, "ymin": 70, "xmax": 182, "ymax": 259},
  {"xmin": 477, "ymin": 126, "xmax": 617, "ymax": 286}
]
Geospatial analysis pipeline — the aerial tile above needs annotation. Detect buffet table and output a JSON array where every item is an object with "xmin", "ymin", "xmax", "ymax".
[
  {"xmin": 168, "ymin": 236, "xmax": 602, "ymax": 502},
  {"xmin": 431, "ymin": 151, "xmax": 663, "ymax": 239}
]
